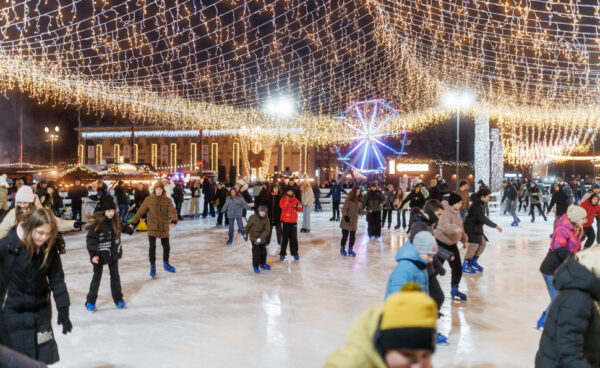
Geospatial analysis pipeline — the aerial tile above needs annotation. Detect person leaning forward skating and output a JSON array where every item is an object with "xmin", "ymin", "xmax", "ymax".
[
  {"xmin": 130, "ymin": 182, "xmax": 178, "ymax": 278},
  {"xmin": 245, "ymin": 205, "xmax": 271, "ymax": 274}
]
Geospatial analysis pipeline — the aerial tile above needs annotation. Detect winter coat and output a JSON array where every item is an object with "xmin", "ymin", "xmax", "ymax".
[
  {"xmin": 287, "ymin": 184, "xmax": 302, "ymax": 201},
  {"xmin": 384, "ymin": 240, "xmax": 429, "ymax": 299},
  {"xmin": 581, "ymin": 190, "xmax": 600, "ymax": 204},
  {"xmin": 575, "ymin": 183, "xmax": 588, "ymax": 198},
  {"xmin": 114, "ymin": 185, "xmax": 130, "ymax": 206},
  {"xmin": 0, "ymin": 200, "xmax": 75, "ymax": 239},
  {"xmin": 340, "ymin": 199, "xmax": 363, "ymax": 232},
  {"xmin": 580, "ymin": 197, "xmax": 600, "ymax": 228},
  {"xmin": 264, "ymin": 193, "xmax": 282, "ymax": 225},
  {"xmin": 244, "ymin": 213, "xmax": 270, "ymax": 244},
  {"xmin": 214, "ymin": 187, "xmax": 227, "ymax": 207},
  {"xmin": 133, "ymin": 188, "xmax": 150, "ymax": 210},
  {"xmin": 0, "ymin": 344, "xmax": 47, "ymax": 368},
  {"xmin": 67, "ymin": 185, "xmax": 88, "ymax": 207},
  {"xmin": 130, "ymin": 193, "xmax": 178, "ymax": 238},
  {"xmin": 280, "ymin": 195, "xmax": 302, "ymax": 223},
  {"xmin": 172, "ymin": 184, "xmax": 184, "ymax": 203},
  {"xmin": 86, "ymin": 220, "xmax": 125, "ymax": 265},
  {"xmin": 41, "ymin": 192, "xmax": 62, "ymax": 216},
  {"xmin": 325, "ymin": 185, "xmax": 346, "ymax": 202},
  {"xmin": 501, "ymin": 184, "xmax": 518, "ymax": 203},
  {"xmin": 540, "ymin": 214, "xmax": 582, "ymax": 276},
  {"xmin": 526, "ymin": 186, "xmax": 543, "ymax": 205},
  {"xmin": 190, "ymin": 187, "xmax": 201, "ymax": 198},
  {"xmin": 400, "ymin": 190, "xmax": 426, "ymax": 209},
  {"xmin": 464, "ymin": 195, "xmax": 497, "ymax": 244},
  {"xmin": 407, "ymin": 209, "xmax": 453, "ymax": 277},
  {"xmin": 221, "ymin": 196, "xmax": 251, "ymax": 219},
  {"xmin": 301, "ymin": 186, "xmax": 314, "ymax": 207},
  {"xmin": 35, "ymin": 187, "xmax": 47, "ymax": 201},
  {"xmin": 362, "ymin": 190, "xmax": 384, "ymax": 212},
  {"xmin": 428, "ymin": 186, "xmax": 442, "ymax": 201},
  {"xmin": 0, "ymin": 228, "xmax": 70, "ymax": 365},
  {"xmin": 202, "ymin": 180, "xmax": 215, "ymax": 201},
  {"xmin": 323, "ymin": 305, "xmax": 388, "ymax": 368},
  {"xmin": 382, "ymin": 190, "xmax": 395, "ymax": 210},
  {"xmin": 456, "ymin": 189, "xmax": 470, "ymax": 211},
  {"xmin": 549, "ymin": 189, "xmax": 570, "ymax": 217},
  {"xmin": 392, "ymin": 191, "xmax": 406, "ymax": 211},
  {"xmin": 535, "ymin": 256, "xmax": 600, "ymax": 367},
  {"xmin": 434, "ymin": 201, "xmax": 466, "ymax": 245}
]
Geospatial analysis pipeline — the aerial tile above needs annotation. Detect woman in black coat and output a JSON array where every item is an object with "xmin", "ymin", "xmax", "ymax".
[
  {"xmin": 535, "ymin": 249, "xmax": 600, "ymax": 367},
  {"xmin": 0, "ymin": 208, "xmax": 72, "ymax": 365},
  {"xmin": 264, "ymin": 184, "xmax": 283, "ymax": 245}
]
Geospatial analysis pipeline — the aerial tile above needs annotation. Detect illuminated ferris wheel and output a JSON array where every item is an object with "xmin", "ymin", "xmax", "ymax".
[{"xmin": 334, "ymin": 100, "xmax": 408, "ymax": 173}]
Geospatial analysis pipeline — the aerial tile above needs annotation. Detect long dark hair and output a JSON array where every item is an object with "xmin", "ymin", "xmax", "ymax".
[
  {"xmin": 347, "ymin": 186, "xmax": 362, "ymax": 202},
  {"xmin": 87, "ymin": 211, "xmax": 121, "ymax": 237}
]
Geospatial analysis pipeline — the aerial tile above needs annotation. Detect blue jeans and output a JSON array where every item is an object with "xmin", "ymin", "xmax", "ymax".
[
  {"xmin": 543, "ymin": 273, "xmax": 558, "ymax": 315},
  {"xmin": 507, "ymin": 201, "xmax": 518, "ymax": 221},
  {"xmin": 118, "ymin": 204, "xmax": 129, "ymax": 223},
  {"xmin": 460, "ymin": 210, "xmax": 467, "ymax": 223},
  {"xmin": 228, "ymin": 217, "xmax": 245, "ymax": 240}
]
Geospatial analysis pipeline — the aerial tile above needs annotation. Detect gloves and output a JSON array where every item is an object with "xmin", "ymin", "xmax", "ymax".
[
  {"xmin": 57, "ymin": 307, "xmax": 72, "ymax": 335},
  {"xmin": 294, "ymin": 204, "xmax": 299, "ymax": 209},
  {"xmin": 344, "ymin": 215, "xmax": 350, "ymax": 223}
]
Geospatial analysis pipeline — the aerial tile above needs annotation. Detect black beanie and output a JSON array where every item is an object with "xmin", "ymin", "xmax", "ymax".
[
  {"xmin": 448, "ymin": 192, "xmax": 462, "ymax": 206},
  {"xmin": 100, "ymin": 197, "xmax": 116, "ymax": 211}
]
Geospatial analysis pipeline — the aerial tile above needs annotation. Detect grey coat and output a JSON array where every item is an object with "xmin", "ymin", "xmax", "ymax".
[
  {"xmin": 382, "ymin": 191, "xmax": 395, "ymax": 210},
  {"xmin": 222, "ymin": 195, "xmax": 251, "ymax": 219},
  {"xmin": 340, "ymin": 199, "xmax": 363, "ymax": 232}
]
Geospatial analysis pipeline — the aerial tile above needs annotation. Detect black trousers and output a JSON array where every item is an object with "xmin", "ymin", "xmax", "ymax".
[
  {"xmin": 203, "ymin": 199, "xmax": 215, "ymax": 217},
  {"xmin": 252, "ymin": 243, "xmax": 267, "ymax": 268},
  {"xmin": 341, "ymin": 229, "xmax": 356, "ymax": 250},
  {"xmin": 266, "ymin": 222, "xmax": 282, "ymax": 244},
  {"xmin": 367, "ymin": 211, "xmax": 382, "ymax": 237},
  {"xmin": 216, "ymin": 204, "xmax": 229, "ymax": 225},
  {"xmin": 72, "ymin": 203, "xmax": 82, "ymax": 222},
  {"xmin": 530, "ymin": 203, "xmax": 546, "ymax": 221},
  {"xmin": 280, "ymin": 222, "xmax": 298, "ymax": 257},
  {"xmin": 315, "ymin": 197, "xmax": 322, "ymax": 211},
  {"xmin": 429, "ymin": 275, "xmax": 444, "ymax": 312},
  {"xmin": 332, "ymin": 200, "xmax": 341, "ymax": 220},
  {"xmin": 86, "ymin": 261, "xmax": 123, "ymax": 304},
  {"xmin": 437, "ymin": 240, "xmax": 462, "ymax": 288},
  {"xmin": 584, "ymin": 226, "xmax": 595, "ymax": 249},
  {"xmin": 149, "ymin": 236, "xmax": 170, "ymax": 264},
  {"xmin": 175, "ymin": 201, "xmax": 183, "ymax": 220},
  {"xmin": 381, "ymin": 210, "xmax": 392, "ymax": 225}
]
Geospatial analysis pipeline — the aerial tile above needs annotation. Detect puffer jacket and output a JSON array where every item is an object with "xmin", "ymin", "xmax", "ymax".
[
  {"xmin": 0, "ymin": 228, "xmax": 70, "ymax": 365},
  {"xmin": 526, "ymin": 186, "xmax": 543, "ymax": 205},
  {"xmin": 340, "ymin": 199, "xmax": 363, "ymax": 232},
  {"xmin": 384, "ymin": 241, "xmax": 429, "ymax": 299},
  {"xmin": 535, "ymin": 256, "xmax": 600, "ymax": 367},
  {"xmin": 280, "ymin": 195, "xmax": 302, "ymax": 223},
  {"xmin": 325, "ymin": 184, "xmax": 347, "ymax": 202},
  {"xmin": 264, "ymin": 193, "xmax": 282, "ymax": 225},
  {"xmin": 86, "ymin": 219, "xmax": 129, "ymax": 265},
  {"xmin": 244, "ymin": 213, "xmax": 270, "ymax": 244},
  {"xmin": 580, "ymin": 196, "xmax": 600, "ymax": 228},
  {"xmin": 540, "ymin": 214, "xmax": 581, "ymax": 276},
  {"xmin": 464, "ymin": 195, "xmax": 497, "ymax": 244},
  {"xmin": 382, "ymin": 190, "xmax": 395, "ymax": 210},
  {"xmin": 362, "ymin": 190, "xmax": 384, "ymax": 212},
  {"xmin": 549, "ymin": 188, "xmax": 570, "ymax": 218},
  {"xmin": 130, "ymin": 192, "xmax": 178, "ymax": 238},
  {"xmin": 323, "ymin": 306, "xmax": 388, "ymax": 368},
  {"xmin": 434, "ymin": 201, "xmax": 465, "ymax": 245},
  {"xmin": 221, "ymin": 195, "xmax": 251, "ymax": 219}
]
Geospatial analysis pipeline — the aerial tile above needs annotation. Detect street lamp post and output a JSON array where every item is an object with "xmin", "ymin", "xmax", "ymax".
[
  {"xmin": 265, "ymin": 96, "xmax": 295, "ymax": 175},
  {"xmin": 443, "ymin": 90, "xmax": 474, "ymax": 189},
  {"xmin": 45, "ymin": 126, "xmax": 60, "ymax": 166}
]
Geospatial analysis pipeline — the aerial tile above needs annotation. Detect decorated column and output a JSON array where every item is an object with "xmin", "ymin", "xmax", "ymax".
[
  {"xmin": 490, "ymin": 128, "xmax": 504, "ymax": 192},
  {"xmin": 474, "ymin": 111, "xmax": 490, "ymax": 190}
]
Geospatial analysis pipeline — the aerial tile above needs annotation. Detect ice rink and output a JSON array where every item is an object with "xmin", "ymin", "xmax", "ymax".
[{"xmin": 52, "ymin": 210, "xmax": 554, "ymax": 367}]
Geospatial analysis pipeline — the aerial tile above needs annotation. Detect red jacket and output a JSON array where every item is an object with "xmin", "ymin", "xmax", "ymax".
[
  {"xmin": 579, "ymin": 198, "xmax": 600, "ymax": 227},
  {"xmin": 280, "ymin": 195, "xmax": 302, "ymax": 223}
]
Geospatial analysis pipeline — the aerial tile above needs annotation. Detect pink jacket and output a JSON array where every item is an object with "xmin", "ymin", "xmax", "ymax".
[
  {"xmin": 434, "ymin": 201, "xmax": 466, "ymax": 245},
  {"xmin": 550, "ymin": 214, "xmax": 582, "ymax": 254}
]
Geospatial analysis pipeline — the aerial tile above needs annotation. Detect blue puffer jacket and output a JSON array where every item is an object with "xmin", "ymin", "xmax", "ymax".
[
  {"xmin": 384, "ymin": 240, "xmax": 429, "ymax": 300},
  {"xmin": 326, "ymin": 184, "xmax": 347, "ymax": 202}
]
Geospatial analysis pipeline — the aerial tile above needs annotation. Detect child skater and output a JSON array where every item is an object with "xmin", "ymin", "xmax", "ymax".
[
  {"xmin": 340, "ymin": 186, "xmax": 363, "ymax": 257},
  {"xmin": 280, "ymin": 186, "xmax": 303, "ymax": 261},
  {"xmin": 222, "ymin": 187, "xmax": 251, "ymax": 245},
  {"xmin": 85, "ymin": 196, "xmax": 134, "ymax": 311},
  {"xmin": 245, "ymin": 205, "xmax": 271, "ymax": 273}
]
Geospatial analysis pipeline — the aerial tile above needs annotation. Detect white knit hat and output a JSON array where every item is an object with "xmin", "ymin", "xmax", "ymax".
[
  {"xmin": 576, "ymin": 247, "xmax": 600, "ymax": 278},
  {"xmin": 412, "ymin": 232, "xmax": 438, "ymax": 255},
  {"xmin": 15, "ymin": 186, "xmax": 35, "ymax": 203},
  {"xmin": 567, "ymin": 205, "xmax": 587, "ymax": 224}
]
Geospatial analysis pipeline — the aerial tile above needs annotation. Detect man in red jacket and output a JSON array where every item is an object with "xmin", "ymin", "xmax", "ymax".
[
  {"xmin": 579, "ymin": 193, "xmax": 600, "ymax": 249},
  {"xmin": 280, "ymin": 187, "xmax": 303, "ymax": 261}
]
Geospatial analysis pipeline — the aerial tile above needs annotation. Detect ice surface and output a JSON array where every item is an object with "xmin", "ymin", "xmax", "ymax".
[{"xmin": 51, "ymin": 211, "xmax": 554, "ymax": 367}]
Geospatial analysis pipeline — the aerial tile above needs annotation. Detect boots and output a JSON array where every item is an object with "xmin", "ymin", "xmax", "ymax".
[
  {"xmin": 462, "ymin": 260, "xmax": 477, "ymax": 274},
  {"xmin": 471, "ymin": 257, "xmax": 484, "ymax": 272},
  {"xmin": 340, "ymin": 247, "xmax": 347, "ymax": 256},
  {"xmin": 451, "ymin": 286, "xmax": 467, "ymax": 301},
  {"xmin": 150, "ymin": 264, "xmax": 156, "ymax": 278},
  {"xmin": 163, "ymin": 261, "xmax": 176, "ymax": 273}
]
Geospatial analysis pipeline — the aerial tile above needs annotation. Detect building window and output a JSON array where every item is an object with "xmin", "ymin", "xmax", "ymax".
[
  {"xmin": 211, "ymin": 142, "xmax": 218, "ymax": 171},
  {"xmin": 232, "ymin": 142, "xmax": 240, "ymax": 176},
  {"xmin": 95, "ymin": 144, "xmax": 102, "ymax": 165},
  {"xmin": 170, "ymin": 143, "xmax": 177, "ymax": 171},
  {"xmin": 151, "ymin": 144, "xmax": 158, "ymax": 168},
  {"xmin": 113, "ymin": 144, "xmax": 120, "ymax": 163},
  {"xmin": 190, "ymin": 143, "xmax": 197, "ymax": 170}
]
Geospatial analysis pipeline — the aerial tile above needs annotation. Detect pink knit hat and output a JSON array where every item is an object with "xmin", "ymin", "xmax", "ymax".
[{"xmin": 15, "ymin": 186, "xmax": 35, "ymax": 203}]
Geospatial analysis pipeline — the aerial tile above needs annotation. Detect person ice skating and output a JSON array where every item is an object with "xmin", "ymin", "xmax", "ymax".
[
  {"xmin": 573, "ymin": 178, "xmax": 587, "ymax": 205},
  {"xmin": 313, "ymin": 183, "xmax": 322, "ymax": 212},
  {"xmin": 264, "ymin": 184, "xmax": 282, "ymax": 245},
  {"xmin": 279, "ymin": 187, "xmax": 302, "ymax": 261},
  {"xmin": 455, "ymin": 179, "xmax": 470, "ymax": 222},
  {"xmin": 326, "ymin": 179, "xmax": 347, "ymax": 222},
  {"xmin": 580, "ymin": 194, "xmax": 600, "ymax": 249},
  {"xmin": 171, "ymin": 181, "xmax": 184, "ymax": 220},
  {"xmin": 221, "ymin": 187, "xmax": 251, "ymax": 245},
  {"xmin": 85, "ymin": 197, "xmax": 134, "ymax": 311},
  {"xmin": 41, "ymin": 185, "xmax": 63, "ymax": 217},
  {"xmin": 535, "ymin": 247, "xmax": 600, "ymax": 367},
  {"xmin": 130, "ymin": 182, "xmax": 178, "ymax": 278},
  {"xmin": 245, "ymin": 205, "xmax": 271, "ymax": 273},
  {"xmin": 133, "ymin": 183, "xmax": 150, "ymax": 211},
  {"xmin": 393, "ymin": 187, "xmax": 407, "ymax": 230},
  {"xmin": 385, "ymin": 231, "xmax": 437, "ymax": 298},
  {"xmin": 463, "ymin": 188, "xmax": 503, "ymax": 273},
  {"xmin": 427, "ymin": 179, "xmax": 442, "ymax": 201},
  {"xmin": 214, "ymin": 182, "xmax": 228, "ymax": 226},
  {"xmin": 501, "ymin": 180, "xmax": 520, "ymax": 226},
  {"xmin": 526, "ymin": 181, "xmax": 547, "ymax": 223},
  {"xmin": 518, "ymin": 182, "xmax": 529, "ymax": 213},
  {"xmin": 202, "ymin": 176, "xmax": 216, "ymax": 218},
  {"xmin": 67, "ymin": 177, "xmax": 88, "ymax": 225},
  {"xmin": 114, "ymin": 180, "xmax": 130, "ymax": 223},
  {"xmin": 340, "ymin": 186, "xmax": 364, "ymax": 257},
  {"xmin": 189, "ymin": 180, "xmax": 201, "ymax": 219},
  {"xmin": 0, "ymin": 208, "xmax": 72, "ymax": 365},
  {"xmin": 547, "ymin": 183, "xmax": 571, "ymax": 222},
  {"xmin": 300, "ymin": 179, "xmax": 314, "ymax": 233},
  {"xmin": 363, "ymin": 182, "xmax": 384, "ymax": 240},
  {"xmin": 324, "ymin": 283, "xmax": 438, "ymax": 368},
  {"xmin": 434, "ymin": 192, "xmax": 469, "ymax": 301},
  {"xmin": 537, "ymin": 205, "xmax": 586, "ymax": 330},
  {"xmin": 381, "ymin": 184, "xmax": 395, "ymax": 230}
]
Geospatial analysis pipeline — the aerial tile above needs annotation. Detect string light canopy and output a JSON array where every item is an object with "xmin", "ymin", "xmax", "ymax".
[{"xmin": 2, "ymin": 1, "xmax": 600, "ymax": 161}]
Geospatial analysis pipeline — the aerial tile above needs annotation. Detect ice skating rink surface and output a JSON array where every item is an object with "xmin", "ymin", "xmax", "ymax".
[{"xmin": 53, "ymin": 211, "xmax": 554, "ymax": 367}]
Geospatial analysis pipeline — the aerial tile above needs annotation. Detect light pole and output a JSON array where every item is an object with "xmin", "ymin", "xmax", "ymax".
[
  {"xmin": 265, "ymin": 96, "xmax": 295, "ymax": 175},
  {"xmin": 443, "ymin": 90, "xmax": 474, "ymax": 189},
  {"xmin": 45, "ymin": 126, "xmax": 60, "ymax": 167}
]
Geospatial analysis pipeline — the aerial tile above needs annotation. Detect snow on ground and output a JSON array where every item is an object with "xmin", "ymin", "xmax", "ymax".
[{"xmin": 52, "ymin": 210, "xmax": 554, "ymax": 367}]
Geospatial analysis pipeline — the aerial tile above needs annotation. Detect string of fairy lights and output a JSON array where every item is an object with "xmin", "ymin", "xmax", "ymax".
[{"xmin": 2, "ymin": 1, "xmax": 600, "ymax": 164}]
